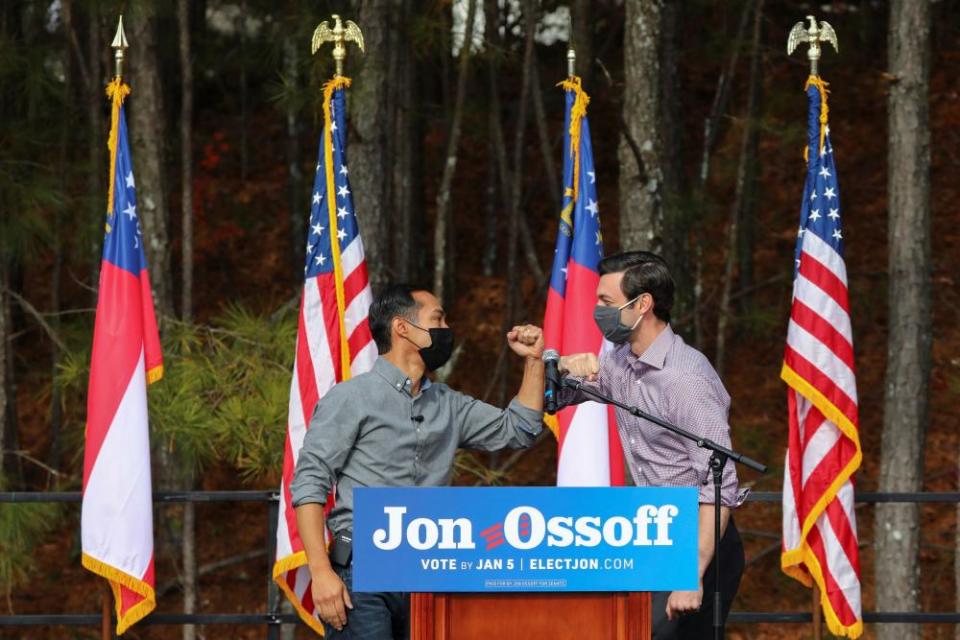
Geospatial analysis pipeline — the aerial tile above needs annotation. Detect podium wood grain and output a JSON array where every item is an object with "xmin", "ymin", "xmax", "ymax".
[{"xmin": 411, "ymin": 592, "xmax": 651, "ymax": 639}]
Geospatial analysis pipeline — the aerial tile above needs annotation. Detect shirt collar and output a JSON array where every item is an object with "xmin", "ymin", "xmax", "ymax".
[
  {"xmin": 628, "ymin": 324, "xmax": 674, "ymax": 370},
  {"xmin": 373, "ymin": 357, "xmax": 431, "ymax": 394}
]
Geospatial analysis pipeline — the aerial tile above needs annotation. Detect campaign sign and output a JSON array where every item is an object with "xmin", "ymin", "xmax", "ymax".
[{"xmin": 352, "ymin": 487, "xmax": 698, "ymax": 592}]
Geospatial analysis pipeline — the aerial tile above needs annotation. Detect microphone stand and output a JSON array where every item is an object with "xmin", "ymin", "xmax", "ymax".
[{"xmin": 560, "ymin": 377, "xmax": 767, "ymax": 640}]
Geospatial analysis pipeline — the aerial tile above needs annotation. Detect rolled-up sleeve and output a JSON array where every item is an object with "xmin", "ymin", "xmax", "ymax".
[
  {"xmin": 670, "ymin": 374, "xmax": 739, "ymax": 506},
  {"xmin": 457, "ymin": 393, "xmax": 543, "ymax": 451},
  {"xmin": 290, "ymin": 387, "xmax": 360, "ymax": 507}
]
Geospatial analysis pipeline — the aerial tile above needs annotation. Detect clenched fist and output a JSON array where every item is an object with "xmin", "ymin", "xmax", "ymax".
[
  {"xmin": 507, "ymin": 324, "xmax": 544, "ymax": 359},
  {"xmin": 559, "ymin": 352, "xmax": 600, "ymax": 381}
]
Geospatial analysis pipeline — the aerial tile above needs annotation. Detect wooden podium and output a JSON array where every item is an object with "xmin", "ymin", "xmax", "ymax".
[{"xmin": 410, "ymin": 591, "xmax": 651, "ymax": 639}]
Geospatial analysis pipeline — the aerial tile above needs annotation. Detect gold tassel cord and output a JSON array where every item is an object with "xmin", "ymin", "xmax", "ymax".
[
  {"xmin": 558, "ymin": 76, "xmax": 591, "ymax": 204},
  {"xmin": 803, "ymin": 75, "xmax": 830, "ymax": 164},
  {"xmin": 322, "ymin": 76, "xmax": 354, "ymax": 380},
  {"xmin": 105, "ymin": 79, "xmax": 131, "ymax": 222}
]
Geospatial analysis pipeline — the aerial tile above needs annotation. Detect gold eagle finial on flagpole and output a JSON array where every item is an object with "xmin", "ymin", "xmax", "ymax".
[
  {"xmin": 787, "ymin": 15, "xmax": 838, "ymax": 77},
  {"xmin": 311, "ymin": 14, "xmax": 365, "ymax": 77}
]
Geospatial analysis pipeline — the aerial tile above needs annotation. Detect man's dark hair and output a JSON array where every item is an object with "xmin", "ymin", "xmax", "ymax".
[
  {"xmin": 369, "ymin": 284, "xmax": 424, "ymax": 354},
  {"xmin": 598, "ymin": 251, "xmax": 674, "ymax": 323}
]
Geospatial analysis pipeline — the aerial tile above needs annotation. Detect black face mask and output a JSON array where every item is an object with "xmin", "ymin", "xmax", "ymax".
[{"xmin": 408, "ymin": 324, "xmax": 455, "ymax": 372}]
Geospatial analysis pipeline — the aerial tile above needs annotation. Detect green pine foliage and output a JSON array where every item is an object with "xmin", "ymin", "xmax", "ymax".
[
  {"xmin": 0, "ymin": 477, "xmax": 63, "ymax": 608},
  {"xmin": 57, "ymin": 305, "xmax": 298, "ymax": 485}
]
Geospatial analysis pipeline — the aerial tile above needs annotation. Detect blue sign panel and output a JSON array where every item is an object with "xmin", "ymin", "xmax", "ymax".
[{"xmin": 353, "ymin": 487, "xmax": 698, "ymax": 593}]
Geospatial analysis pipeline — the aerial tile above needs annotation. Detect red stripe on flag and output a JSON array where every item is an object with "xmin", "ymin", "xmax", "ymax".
[
  {"xmin": 83, "ymin": 261, "xmax": 148, "ymax": 489},
  {"xmin": 543, "ymin": 286, "xmax": 566, "ymax": 352},
  {"xmin": 801, "ymin": 402, "xmax": 824, "ymax": 450},
  {"xmin": 348, "ymin": 318, "xmax": 373, "ymax": 360},
  {"xmin": 825, "ymin": 495, "xmax": 861, "ymax": 577},
  {"xmin": 301, "ymin": 579, "xmax": 315, "ymax": 610},
  {"xmin": 783, "ymin": 345, "xmax": 857, "ymax": 426},
  {"xmin": 295, "ymin": 300, "xmax": 321, "ymax": 427},
  {"xmin": 801, "ymin": 436, "xmax": 857, "ymax": 521},
  {"xmin": 138, "ymin": 270, "xmax": 163, "ymax": 375},
  {"xmin": 798, "ymin": 253, "xmax": 850, "ymax": 311},
  {"xmin": 317, "ymin": 274, "xmax": 344, "ymax": 381},
  {"xmin": 798, "ymin": 437, "xmax": 844, "ymax": 521},
  {"xmin": 786, "ymin": 393, "xmax": 805, "ymax": 508},
  {"xmin": 790, "ymin": 299, "xmax": 855, "ymax": 370},
  {"xmin": 280, "ymin": 435, "xmax": 303, "ymax": 553},
  {"xmin": 561, "ymin": 261, "xmax": 602, "ymax": 355},
  {"xmin": 342, "ymin": 262, "xmax": 369, "ymax": 306},
  {"xmin": 806, "ymin": 523, "xmax": 860, "ymax": 626}
]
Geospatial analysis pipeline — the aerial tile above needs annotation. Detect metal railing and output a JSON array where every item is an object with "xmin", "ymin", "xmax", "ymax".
[{"xmin": 1, "ymin": 490, "xmax": 959, "ymax": 634}]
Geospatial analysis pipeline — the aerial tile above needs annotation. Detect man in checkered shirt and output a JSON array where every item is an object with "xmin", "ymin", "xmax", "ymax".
[{"xmin": 558, "ymin": 251, "xmax": 746, "ymax": 639}]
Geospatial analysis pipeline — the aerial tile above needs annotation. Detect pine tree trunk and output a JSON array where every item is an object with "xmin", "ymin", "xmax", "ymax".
[
  {"xmin": 530, "ymin": 56, "xmax": 560, "ymax": 214},
  {"xmin": 284, "ymin": 36, "xmax": 304, "ymax": 285},
  {"xmin": 49, "ymin": 0, "xmax": 75, "ymax": 473},
  {"xmin": 349, "ymin": 0, "xmax": 394, "ymax": 292},
  {"xmin": 658, "ymin": 0, "xmax": 691, "ymax": 328},
  {"xmin": 570, "ymin": 0, "xmax": 592, "ymax": 83},
  {"xmin": 482, "ymin": 133, "xmax": 498, "ymax": 278},
  {"xmin": 433, "ymin": 0, "xmax": 478, "ymax": 305},
  {"xmin": 179, "ymin": 0, "xmax": 194, "ymax": 323},
  {"xmin": 182, "ymin": 496, "xmax": 197, "ymax": 640},
  {"xmin": 0, "ymin": 260, "xmax": 19, "ymax": 486},
  {"xmin": 515, "ymin": 1, "xmax": 543, "ymax": 286},
  {"xmin": 238, "ymin": 0, "xmax": 249, "ymax": 182},
  {"xmin": 484, "ymin": 0, "xmax": 506, "ymax": 280},
  {"xmin": 691, "ymin": 0, "xmax": 752, "ymax": 347},
  {"xmin": 619, "ymin": 0, "xmax": 664, "ymax": 253},
  {"xmin": 715, "ymin": 0, "xmax": 762, "ymax": 377},
  {"xmin": 126, "ymin": 3, "xmax": 174, "ymax": 320},
  {"xmin": 85, "ymin": 2, "xmax": 104, "ymax": 302},
  {"xmin": 176, "ymin": 5, "xmax": 198, "ymax": 636},
  {"xmin": 875, "ymin": 3, "xmax": 932, "ymax": 639},
  {"xmin": 393, "ymin": 1, "xmax": 417, "ymax": 282},
  {"xmin": 0, "ymin": 259, "xmax": 8, "ymax": 483}
]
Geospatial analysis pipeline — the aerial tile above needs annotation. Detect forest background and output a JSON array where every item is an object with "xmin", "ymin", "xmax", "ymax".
[{"xmin": 0, "ymin": 0, "xmax": 958, "ymax": 638}]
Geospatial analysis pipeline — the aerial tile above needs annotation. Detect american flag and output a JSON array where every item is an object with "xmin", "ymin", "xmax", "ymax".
[
  {"xmin": 81, "ymin": 78, "xmax": 162, "ymax": 635},
  {"xmin": 781, "ymin": 77, "xmax": 863, "ymax": 638},
  {"xmin": 544, "ymin": 76, "xmax": 623, "ymax": 487},
  {"xmin": 273, "ymin": 77, "xmax": 376, "ymax": 633}
]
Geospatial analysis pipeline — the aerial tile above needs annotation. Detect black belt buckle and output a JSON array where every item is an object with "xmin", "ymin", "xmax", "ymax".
[{"xmin": 330, "ymin": 532, "xmax": 353, "ymax": 568}]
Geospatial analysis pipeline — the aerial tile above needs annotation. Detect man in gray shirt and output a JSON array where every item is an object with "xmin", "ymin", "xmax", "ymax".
[
  {"xmin": 559, "ymin": 251, "xmax": 746, "ymax": 640},
  {"xmin": 292, "ymin": 284, "xmax": 545, "ymax": 638}
]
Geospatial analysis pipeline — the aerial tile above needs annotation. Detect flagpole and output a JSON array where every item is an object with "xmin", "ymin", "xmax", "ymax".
[
  {"xmin": 313, "ymin": 15, "xmax": 364, "ymax": 378},
  {"xmin": 101, "ymin": 582, "xmax": 112, "ymax": 640},
  {"xmin": 787, "ymin": 17, "xmax": 839, "ymax": 640},
  {"xmin": 111, "ymin": 15, "xmax": 128, "ymax": 80},
  {"xmin": 272, "ymin": 16, "xmax": 368, "ymax": 633},
  {"xmin": 813, "ymin": 583, "xmax": 823, "ymax": 640}
]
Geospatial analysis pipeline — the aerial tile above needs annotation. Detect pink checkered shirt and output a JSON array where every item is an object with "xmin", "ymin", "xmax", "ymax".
[{"xmin": 562, "ymin": 325, "xmax": 743, "ymax": 506}]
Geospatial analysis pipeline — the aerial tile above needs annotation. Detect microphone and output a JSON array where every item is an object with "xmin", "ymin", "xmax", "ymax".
[
  {"xmin": 543, "ymin": 349, "xmax": 562, "ymax": 415},
  {"xmin": 412, "ymin": 415, "xmax": 425, "ymax": 423}
]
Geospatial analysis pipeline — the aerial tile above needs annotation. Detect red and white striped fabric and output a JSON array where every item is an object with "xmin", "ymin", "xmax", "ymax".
[
  {"xmin": 273, "ymin": 77, "xmax": 376, "ymax": 634},
  {"xmin": 781, "ymin": 77, "xmax": 862, "ymax": 638},
  {"xmin": 81, "ymin": 79, "xmax": 162, "ymax": 636},
  {"xmin": 544, "ymin": 77, "xmax": 623, "ymax": 487}
]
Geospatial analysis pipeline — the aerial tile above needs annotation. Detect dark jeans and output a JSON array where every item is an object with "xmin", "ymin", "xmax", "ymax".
[
  {"xmin": 322, "ymin": 564, "xmax": 410, "ymax": 640},
  {"xmin": 651, "ymin": 519, "xmax": 745, "ymax": 639}
]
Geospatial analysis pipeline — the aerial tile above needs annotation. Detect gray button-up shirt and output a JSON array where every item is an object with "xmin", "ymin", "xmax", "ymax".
[
  {"xmin": 291, "ymin": 357, "xmax": 543, "ymax": 536},
  {"xmin": 560, "ymin": 325, "xmax": 741, "ymax": 506}
]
